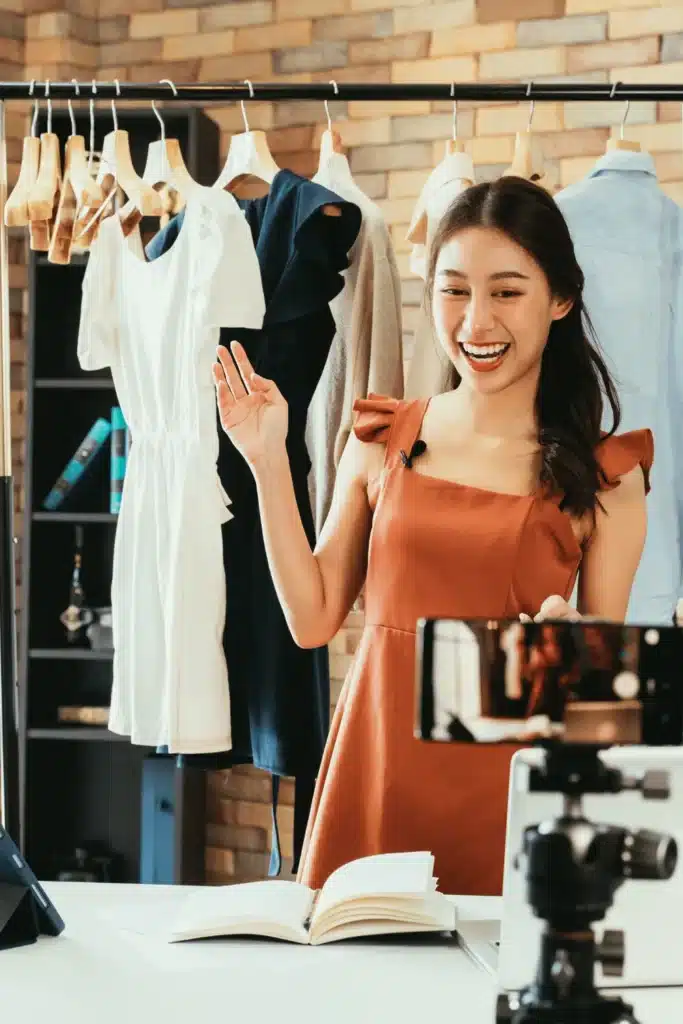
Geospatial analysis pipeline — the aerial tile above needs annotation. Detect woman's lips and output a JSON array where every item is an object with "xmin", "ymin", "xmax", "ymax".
[{"xmin": 458, "ymin": 342, "xmax": 511, "ymax": 373}]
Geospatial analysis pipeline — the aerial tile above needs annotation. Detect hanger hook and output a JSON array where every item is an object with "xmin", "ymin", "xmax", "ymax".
[
  {"xmin": 323, "ymin": 80, "xmax": 339, "ymax": 134},
  {"xmin": 111, "ymin": 79, "xmax": 120, "ymax": 131},
  {"xmin": 67, "ymin": 78, "xmax": 79, "ymax": 137},
  {"xmin": 155, "ymin": 79, "xmax": 178, "ymax": 141},
  {"xmin": 88, "ymin": 80, "xmax": 97, "ymax": 174},
  {"xmin": 44, "ymin": 79, "xmax": 52, "ymax": 134},
  {"xmin": 450, "ymin": 82, "xmax": 458, "ymax": 141},
  {"xmin": 526, "ymin": 81, "xmax": 535, "ymax": 132},
  {"xmin": 240, "ymin": 79, "xmax": 254, "ymax": 133},
  {"xmin": 29, "ymin": 79, "xmax": 38, "ymax": 138},
  {"xmin": 610, "ymin": 81, "xmax": 630, "ymax": 139},
  {"xmin": 151, "ymin": 97, "xmax": 165, "ymax": 141}
]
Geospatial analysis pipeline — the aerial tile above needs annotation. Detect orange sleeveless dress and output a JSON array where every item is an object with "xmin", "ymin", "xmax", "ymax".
[{"xmin": 297, "ymin": 395, "xmax": 654, "ymax": 896}]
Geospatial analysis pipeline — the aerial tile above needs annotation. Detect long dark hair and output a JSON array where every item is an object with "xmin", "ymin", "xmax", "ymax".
[{"xmin": 425, "ymin": 176, "xmax": 621, "ymax": 518}]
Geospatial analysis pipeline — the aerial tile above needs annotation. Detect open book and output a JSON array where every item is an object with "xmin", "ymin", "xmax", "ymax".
[{"xmin": 168, "ymin": 851, "xmax": 456, "ymax": 946}]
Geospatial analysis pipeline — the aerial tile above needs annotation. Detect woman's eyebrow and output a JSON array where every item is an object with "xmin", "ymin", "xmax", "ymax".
[{"xmin": 438, "ymin": 269, "xmax": 530, "ymax": 281}]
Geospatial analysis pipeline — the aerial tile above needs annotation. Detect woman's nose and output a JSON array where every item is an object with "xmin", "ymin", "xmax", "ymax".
[{"xmin": 462, "ymin": 296, "xmax": 496, "ymax": 339}]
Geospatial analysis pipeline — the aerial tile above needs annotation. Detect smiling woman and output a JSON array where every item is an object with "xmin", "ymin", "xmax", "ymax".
[
  {"xmin": 425, "ymin": 177, "xmax": 621, "ymax": 519},
  {"xmin": 212, "ymin": 175, "xmax": 653, "ymax": 898}
]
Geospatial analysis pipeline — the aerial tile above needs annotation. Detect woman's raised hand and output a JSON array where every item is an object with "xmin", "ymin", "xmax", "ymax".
[{"xmin": 213, "ymin": 341, "xmax": 288, "ymax": 469}]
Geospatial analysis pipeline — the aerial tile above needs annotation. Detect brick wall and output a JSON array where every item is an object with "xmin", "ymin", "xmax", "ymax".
[{"xmin": 7, "ymin": 0, "xmax": 683, "ymax": 880}]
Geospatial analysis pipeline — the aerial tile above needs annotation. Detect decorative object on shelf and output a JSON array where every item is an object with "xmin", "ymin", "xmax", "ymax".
[
  {"xmin": 59, "ymin": 525, "xmax": 94, "ymax": 644},
  {"xmin": 57, "ymin": 706, "xmax": 109, "ymax": 726},
  {"xmin": 55, "ymin": 842, "xmax": 118, "ymax": 883},
  {"xmin": 42, "ymin": 417, "xmax": 111, "ymax": 510},
  {"xmin": 85, "ymin": 607, "xmax": 113, "ymax": 652}
]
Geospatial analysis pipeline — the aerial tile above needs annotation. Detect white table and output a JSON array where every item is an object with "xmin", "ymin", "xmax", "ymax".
[{"xmin": 0, "ymin": 883, "xmax": 679, "ymax": 1024}]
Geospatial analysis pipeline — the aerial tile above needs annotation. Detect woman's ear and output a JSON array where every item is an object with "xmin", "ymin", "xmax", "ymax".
[{"xmin": 550, "ymin": 295, "xmax": 574, "ymax": 322}]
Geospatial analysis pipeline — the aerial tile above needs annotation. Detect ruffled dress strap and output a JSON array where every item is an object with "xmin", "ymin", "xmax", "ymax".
[
  {"xmin": 353, "ymin": 393, "xmax": 400, "ymax": 445},
  {"xmin": 353, "ymin": 393, "xmax": 429, "ymax": 468},
  {"xmin": 596, "ymin": 429, "xmax": 654, "ymax": 494}
]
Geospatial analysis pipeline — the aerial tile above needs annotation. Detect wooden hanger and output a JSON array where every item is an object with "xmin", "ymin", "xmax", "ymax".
[
  {"xmin": 28, "ymin": 82, "xmax": 61, "ymax": 250},
  {"xmin": 318, "ymin": 128, "xmax": 344, "ymax": 164},
  {"xmin": 118, "ymin": 88, "xmax": 199, "ymax": 237},
  {"xmin": 4, "ymin": 82, "xmax": 40, "ymax": 228},
  {"xmin": 65, "ymin": 80, "xmax": 103, "ymax": 210},
  {"xmin": 97, "ymin": 130, "xmax": 162, "ymax": 216},
  {"xmin": 444, "ymin": 90, "xmax": 465, "ymax": 157},
  {"xmin": 606, "ymin": 135, "xmax": 641, "ymax": 153},
  {"xmin": 445, "ymin": 137, "xmax": 465, "ymax": 155},
  {"xmin": 94, "ymin": 82, "xmax": 162, "ymax": 219},
  {"xmin": 317, "ymin": 84, "xmax": 345, "ymax": 169},
  {"xmin": 118, "ymin": 134, "xmax": 196, "ymax": 236},
  {"xmin": 68, "ymin": 134, "xmax": 105, "ymax": 207},
  {"xmin": 215, "ymin": 81, "xmax": 279, "ymax": 195},
  {"xmin": 606, "ymin": 92, "xmax": 641, "ymax": 153},
  {"xmin": 71, "ymin": 82, "xmax": 110, "ymax": 252},
  {"xmin": 502, "ymin": 84, "xmax": 545, "ymax": 183},
  {"xmin": 49, "ymin": 88, "xmax": 104, "ymax": 265},
  {"xmin": 504, "ymin": 131, "xmax": 540, "ymax": 179},
  {"xmin": 314, "ymin": 86, "xmax": 347, "ymax": 216},
  {"xmin": 216, "ymin": 129, "xmax": 279, "ymax": 193},
  {"xmin": 407, "ymin": 96, "xmax": 474, "ymax": 248},
  {"xmin": 216, "ymin": 81, "xmax": 340, "ymax": 216},
  {"xmin": 48, "ymin": 147, "xmax": 79, "ymax": 265}
]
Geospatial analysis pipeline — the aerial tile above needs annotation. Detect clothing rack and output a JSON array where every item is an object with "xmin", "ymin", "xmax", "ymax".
[
  {"xmin": 3, "ymin": 80, "xmax": 683, "ymax": 100},
  {"xmin": 0, "ymin": 76, "xmax": 680, "ymax": 843}
]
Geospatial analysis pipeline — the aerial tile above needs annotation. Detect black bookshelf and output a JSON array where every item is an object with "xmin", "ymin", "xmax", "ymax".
[{"xmin": 18, "ymin": 106, "xmax": 219, "ymax": 885}]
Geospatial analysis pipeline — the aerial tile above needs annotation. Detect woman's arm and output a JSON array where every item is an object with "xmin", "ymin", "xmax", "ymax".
[
  {"xmin": 577, "ymin": 464, "xmax": 648, "ymax": 619},
  {"xmin": 253, "ymin": 434, "xmax": 380, "ymax": 648},
  {"xmin": 215, "ymin": 340, "xmax": 385, "ymax": 649}
]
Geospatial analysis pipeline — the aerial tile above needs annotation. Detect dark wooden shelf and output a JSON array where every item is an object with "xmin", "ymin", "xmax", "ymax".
[
  {"xmin": 35, "ymin": 378, "xmax": 115, "ymax": 390},
  {"xmin": 29, "ymin": 648, "xmax": 114, "ymax": 661},
  {"xmin": 33, "ymin": 512, "xmax": 118, "ymax": 524},
  {"xmin": 27, "ymin": 727, "xmax": 125, "ymax": 742}
]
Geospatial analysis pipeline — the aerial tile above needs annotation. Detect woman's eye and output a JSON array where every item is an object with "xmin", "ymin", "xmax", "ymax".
[
  {"xmin": 494, "ymin": 290, "xmax": 523, "ymax": 299},
  {"xmin": 441, "ymin": 288, "xmax": 468, "ymax": 297}
]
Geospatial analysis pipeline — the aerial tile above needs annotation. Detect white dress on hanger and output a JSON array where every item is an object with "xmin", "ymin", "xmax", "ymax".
[{"xmin": 77, "ymin": 188, "xmax": 265, "ymax": 752}]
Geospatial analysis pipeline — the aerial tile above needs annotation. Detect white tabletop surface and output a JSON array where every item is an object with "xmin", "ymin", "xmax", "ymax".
[{"xmin": 0, "ymin": 882, "xmax": 679, "ymax": 1024}]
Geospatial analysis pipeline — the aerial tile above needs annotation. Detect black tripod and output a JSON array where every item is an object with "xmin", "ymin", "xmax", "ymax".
[{"xmin": 496, "ymin": 744, "xmax": 678, "ymax": 1024}]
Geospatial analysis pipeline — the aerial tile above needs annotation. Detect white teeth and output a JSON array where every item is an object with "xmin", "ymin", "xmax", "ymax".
[{"xmin": 461, "ymin": 342, "xmax": 509, "ymax": 359}]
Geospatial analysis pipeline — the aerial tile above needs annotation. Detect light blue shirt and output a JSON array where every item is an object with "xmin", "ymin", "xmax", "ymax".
[{"xmin": 556, "ymin": 150, "xmax": 681, "ymax": 624}]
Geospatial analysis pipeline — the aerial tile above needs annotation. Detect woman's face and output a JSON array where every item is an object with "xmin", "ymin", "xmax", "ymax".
[{"xmin": 432, "ymin": 226, "xmax": 573, "ymax": 395}]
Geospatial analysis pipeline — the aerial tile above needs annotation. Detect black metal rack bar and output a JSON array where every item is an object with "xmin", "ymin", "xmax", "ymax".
[{"xmin": 0, "ymin": 80, "xmax": 683, "ymax": 102}]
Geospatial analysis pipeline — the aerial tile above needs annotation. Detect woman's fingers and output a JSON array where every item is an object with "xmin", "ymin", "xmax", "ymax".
[
  {"xmin": 230, "ymin": 340, "xmax": 257, "ymax": 391},
  {"xmin": 213, "ymin": 363, "xmax": 235, "ymax": 416},
  {"xmin": 217, "ymin": 344, "xmax": 248, "ymax": 400},
  {"xmin": 534, "ymin": 594, "xmax": 581, "ymax": 622}
]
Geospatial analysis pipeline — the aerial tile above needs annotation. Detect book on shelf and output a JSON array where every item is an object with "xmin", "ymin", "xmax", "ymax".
[
  {"xmin": 57, "ymin": 706, "xmax": 110, "ymax": 726},
  {"xmin": 110, "ymin": 406, "xmax": 128, "ymax": 514},
  {"xmin": 168, "ymin": 851, "xmax": 456, "ymax": 946},
  {"xmin": 43, "ymin": 417, "xmax": 111, "ymax": 510}
]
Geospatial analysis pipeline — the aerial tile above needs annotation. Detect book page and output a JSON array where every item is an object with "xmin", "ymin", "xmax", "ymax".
[
  {"xmin": 168, "ymin": 880, "xmax": 315, "ymax": 944},
  {"xmin": 311, "ymin": 892, "xmax": 456, "ymax": 945},
  {"xmin": 314, "ymin": 852, "xmax": 435, "ymax": 920}
]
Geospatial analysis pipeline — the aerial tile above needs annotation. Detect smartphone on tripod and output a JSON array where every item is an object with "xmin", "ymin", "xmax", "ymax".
[{"xmin": 416, "ymin": 620, "xmax": 683, "ymax": 1024}]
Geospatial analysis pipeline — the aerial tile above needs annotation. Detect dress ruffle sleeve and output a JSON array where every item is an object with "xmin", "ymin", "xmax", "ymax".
[
  {"xmin": 596, "ymin": 429, "xmax": 654, "ymax": 494},
  {"xmin": 352, "ymin": 393, "xmax": 400, "ymax": 445}
]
